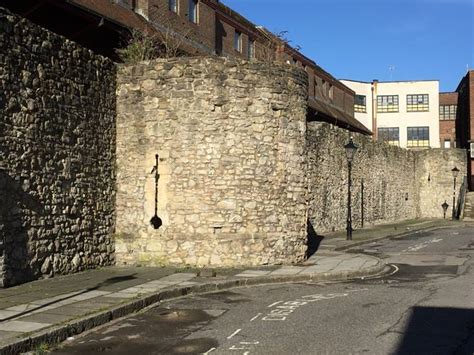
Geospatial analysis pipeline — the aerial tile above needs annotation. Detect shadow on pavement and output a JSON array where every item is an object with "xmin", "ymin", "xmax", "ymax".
[
  {"xmin": 395, "ymin": 306, "xmax": 474, "ymax": 354},
  {"xmin": 0, "ymin": 274, "xmax": 137, "ymax": 323}
]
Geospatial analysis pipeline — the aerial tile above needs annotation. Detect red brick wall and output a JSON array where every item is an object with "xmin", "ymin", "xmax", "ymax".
[
  {"xmin": 439, "ymin": 92, "xmax": 458, "ymax": 147},
  {"xmin": 147, "ymin": 0, "xmax": 216, "ymax": 55},
  {"xmin": 134, "ymin": 1, "xmax": 359, "ymax": 131},
  {"xmin": 455, "ymin": 71, "xmax": 474, "ymax": 189}
]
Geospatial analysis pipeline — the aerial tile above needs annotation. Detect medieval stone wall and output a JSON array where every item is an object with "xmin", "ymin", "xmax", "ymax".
[
  {"xmin": 307, "ymin": 122, "xmax": 419, "ymax": 234},
  {"xmin": 1, "ymin": 6, "xmax": 467, "ymax": 279},
  {"xmin": 307, "ymin": 122, "xmax": 466, "ymax": 235},
  {"xmin": 416, "ymin": 149, "xmax": 467, "ymax": 219},
  {"xmin": 0, "ymin": 8, "xmax": 116, "ymax": 286},
  {"xmin": 116, "ymin": 58, "xmax": 309, "ymax": 266}
]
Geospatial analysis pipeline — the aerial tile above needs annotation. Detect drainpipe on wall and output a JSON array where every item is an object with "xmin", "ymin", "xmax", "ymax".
[{"xmin": 372, "ymin": 79, "xmax": 378, "ymax": 141}]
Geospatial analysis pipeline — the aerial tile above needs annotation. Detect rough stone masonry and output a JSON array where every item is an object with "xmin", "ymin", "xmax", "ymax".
[
  {"xmin": 307, "ymin": 122, "xmax": 466, "ymax": 234},
  {"xmin": 0, "ymin": 7, "xmax": 468, "ymax": 284},
  {"xmin": 0, "ymin": 8, "xmax": 116, "ymax": 286},
  {"xmin": 116, "ymin": 58, "xmax": 309, "ymax": 266},
  {"xmin": 116, "ymin": 57, "xmax": 466, "ymax": 267}
]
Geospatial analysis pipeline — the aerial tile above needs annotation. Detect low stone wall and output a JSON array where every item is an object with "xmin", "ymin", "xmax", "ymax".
[
  {"xmin": 307, "ymin": 122, "xmax": 466, "ymax": 235},
  {"xmin": 116, "ymin": 58, "xmax": 308, "ymax": 266},
  {"xmin": 0, "ymin": 8, "xmax": 116, "ymax": 286}
]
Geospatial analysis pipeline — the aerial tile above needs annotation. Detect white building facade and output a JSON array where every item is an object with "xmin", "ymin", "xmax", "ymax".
[{"xmin": 340, "ymin": 79, "xmax": 440, "ymax": 149}]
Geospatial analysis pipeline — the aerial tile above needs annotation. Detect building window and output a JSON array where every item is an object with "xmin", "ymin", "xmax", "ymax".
[
  {"xmin": 247, "ymin": 39, "xmax": 254, "ymax": 59},
  {"xmin": 407, "ymin": 94, "xmax": 429, "ymax": 112},
  {"xmin": 188, "ymin": 0, "xmax": 198, "ymax": 23},
  {"xmin": 168, "ymin": 0, "xmax": 177, "ymax": 13},
  {"xmin": 444, "ymin": 139, "xmax": 451, "ymax": 149},
  {"xmin": 328, "ymin": 84, "xmax": 334, "ymax": 100},
  {"xmin": 407, "ymin": 127, "xmax": 430, "ymax": 148},
  {"xmin": 234, "ymin": 30, "xmax": 242, "ymax": 52},
  {"xmin": 377, "ymin": 127, "xmax": 399, "ymax": 146},
  {"xmin": 354, "ymin": 95, "xmax": 366, "ymax": 113},
  {"xmin": 377, "ymin": 95, "xmax": 399, "ymax": 113},
  {"xmin": 440, "ymin": 105, "xmax": 457, "ymax": 120}
]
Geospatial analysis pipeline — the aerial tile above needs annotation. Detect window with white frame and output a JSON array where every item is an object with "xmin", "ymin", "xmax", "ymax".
[
  {"xmin": 234, "ymin": 30, "xmax": 242, "ymax": 52},
  {"xmin": 407, "ymin": 94, "xmax": 429, "ymax": 112},
  {"xmin": 247, "ymin": 39, "xmax": 255, "ymax": 59},
  {"xmin": 377, "ymin": 127, "xmax": 399, "ymax": 146},
  {"xmin": 188, "ymin": 0, "xmax": 198, "ymax": 23},
  {"xmin": 169, "ymin": 0, "xmax": 177, "ymax": 13},
  {"xmin": 407, "ymin": 127, "xmax": 430, "ymax": 148},
  {"xmin": 439, "ymin": 105, "xmax": 457, "ymax": 120},
  {"xmin": 377, "ymin": 95, "xmax": 399, "ymax": 113},
  {"xmin": 354, "ymin": 95, "xmax": 366, "ymax": 113}
]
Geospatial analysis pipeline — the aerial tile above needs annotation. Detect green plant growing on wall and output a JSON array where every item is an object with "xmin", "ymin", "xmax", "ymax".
[
  {"xmin": 116, "ymin": 30, "xmax": 160, "ymax": 63},
  {"xmin": 116, "ymin": 24, "xmax": 191, "ymax": 63}
]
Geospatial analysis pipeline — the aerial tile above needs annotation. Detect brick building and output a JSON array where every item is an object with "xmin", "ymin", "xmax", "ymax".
[
  {"xmin": 341, "ymin": 79, "xmax": 440, "ymax": 148},
  {"xmin": 1, "ymin": 0, "xmax": 369, "ymax": 135},
  {"xmin": 455, "ymin": 70, "xmax": 474, "ymax": 189},
  {"xmin": 439, "ymin": 92, "xmax": 458, "ymax": 148}
]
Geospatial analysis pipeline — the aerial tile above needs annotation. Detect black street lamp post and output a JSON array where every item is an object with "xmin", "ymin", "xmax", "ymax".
[
  {"xmin": 344, "ymin": 137, "xmax": 358, "ymax": 241},
  {"xmin": 452, "ymin": 166, "xmax": 459, "ymax": 219}
]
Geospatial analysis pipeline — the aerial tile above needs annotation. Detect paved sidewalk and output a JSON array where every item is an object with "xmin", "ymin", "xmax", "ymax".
[
  {"xmin": 318, "ymin": 218, "xmax": 462, "ymax": 251},
  {"xmin": 0, "ymin": 252, "xmax": 385, "ymax": 354},
  {"xmin": 0, "ymin": 217, "xmax": 461, "ymax": 354}
]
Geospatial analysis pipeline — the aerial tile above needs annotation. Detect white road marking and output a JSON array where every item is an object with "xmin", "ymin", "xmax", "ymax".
[
  {"xmin": 249, "ymin": 313, "xmax": 262, "ymax": 321},
  {"xmin": 262, "ymin": 293, "xmax": 349, "ymax": 321},
  {"xmin": 228, "ymin": 345, "xmax": 246, "ymax": 350},
  {"xmin": 345, "ymin": 288, "xmax": 369, "ymax": 293},
  {"xmin": 227, "ymin": 328, "xmax": 242, "ymax": 339},
  {"xmin": 267, "ymin": 301, "xmax": 282, "ymax": 308},
  {"xmin": 405, "ymin": 238, "xmax": 443, "ymax": 252},
  {"xmin": 240, "ymin": 341, "xmax": 259, "ymax": 345},
  {"xmin": 203, "ymin": 347, "xmax": 216, "ymax": 354}
]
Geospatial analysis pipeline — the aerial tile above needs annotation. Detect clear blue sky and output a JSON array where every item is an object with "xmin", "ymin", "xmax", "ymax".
[{"xmin": 222, "ymin": 0, "xmax": 473, "ymax": 92}]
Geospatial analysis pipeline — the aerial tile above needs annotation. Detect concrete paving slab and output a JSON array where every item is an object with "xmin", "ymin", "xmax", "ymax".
[
  {"xmin": 106, "ymin": 292, "xmax": 139, "ymax": 299},
  {"xmin": 158, "ymin": 273, "xmax": 196, "ymax": 282},
  {"xmin": 0, "ymin": 320, "xmax": 51, "ymax": 332},
  {"xmin": 69, "ymin": 290, "xmax": 111, "ymax": 301},
  {"xmin": 178, "ymin": 281, "xmax": 201, "ymax": 286},
  {"xmin": 235, "ymin": 270, "xmax": 272, "ymax": 277},
  {"xmin": 45, "ymin": 305, "xmax": 97, "ymax": 317},
  {"xmin": 0, "ymin": 310, "xmax": 22, "ymax": 321},
  {"xmin": 17, "ymin": 312, "xmax": 73, "ymax": 325},
  {"xmin": 0, "ymin": 330, "xmax": 23, "ymax": 342},
  {"xmin": 269, "ymin": 267, "xmax": 305, "ymax": 275},
  {"xmin": 5, "ymin": 304, "xmax": 38, "ymax": 313},
  {"xmin": 30, "ymin": 292, "xmax": 84, "ymax": 306}
]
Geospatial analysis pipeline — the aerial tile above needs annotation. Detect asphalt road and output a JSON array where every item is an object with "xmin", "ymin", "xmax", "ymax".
[{"xmin": 53, "ymin": 225, "xmax": 474, "ymax": 355}]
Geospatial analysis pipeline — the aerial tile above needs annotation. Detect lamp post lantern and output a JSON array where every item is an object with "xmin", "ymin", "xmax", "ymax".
[
  {"xmin": 451, "ymin": 166, "xmax": 459, "ymax": 219},
  {"xmin": 344, "ymin": 137, "xmax": 358, "ymax": 241}
]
